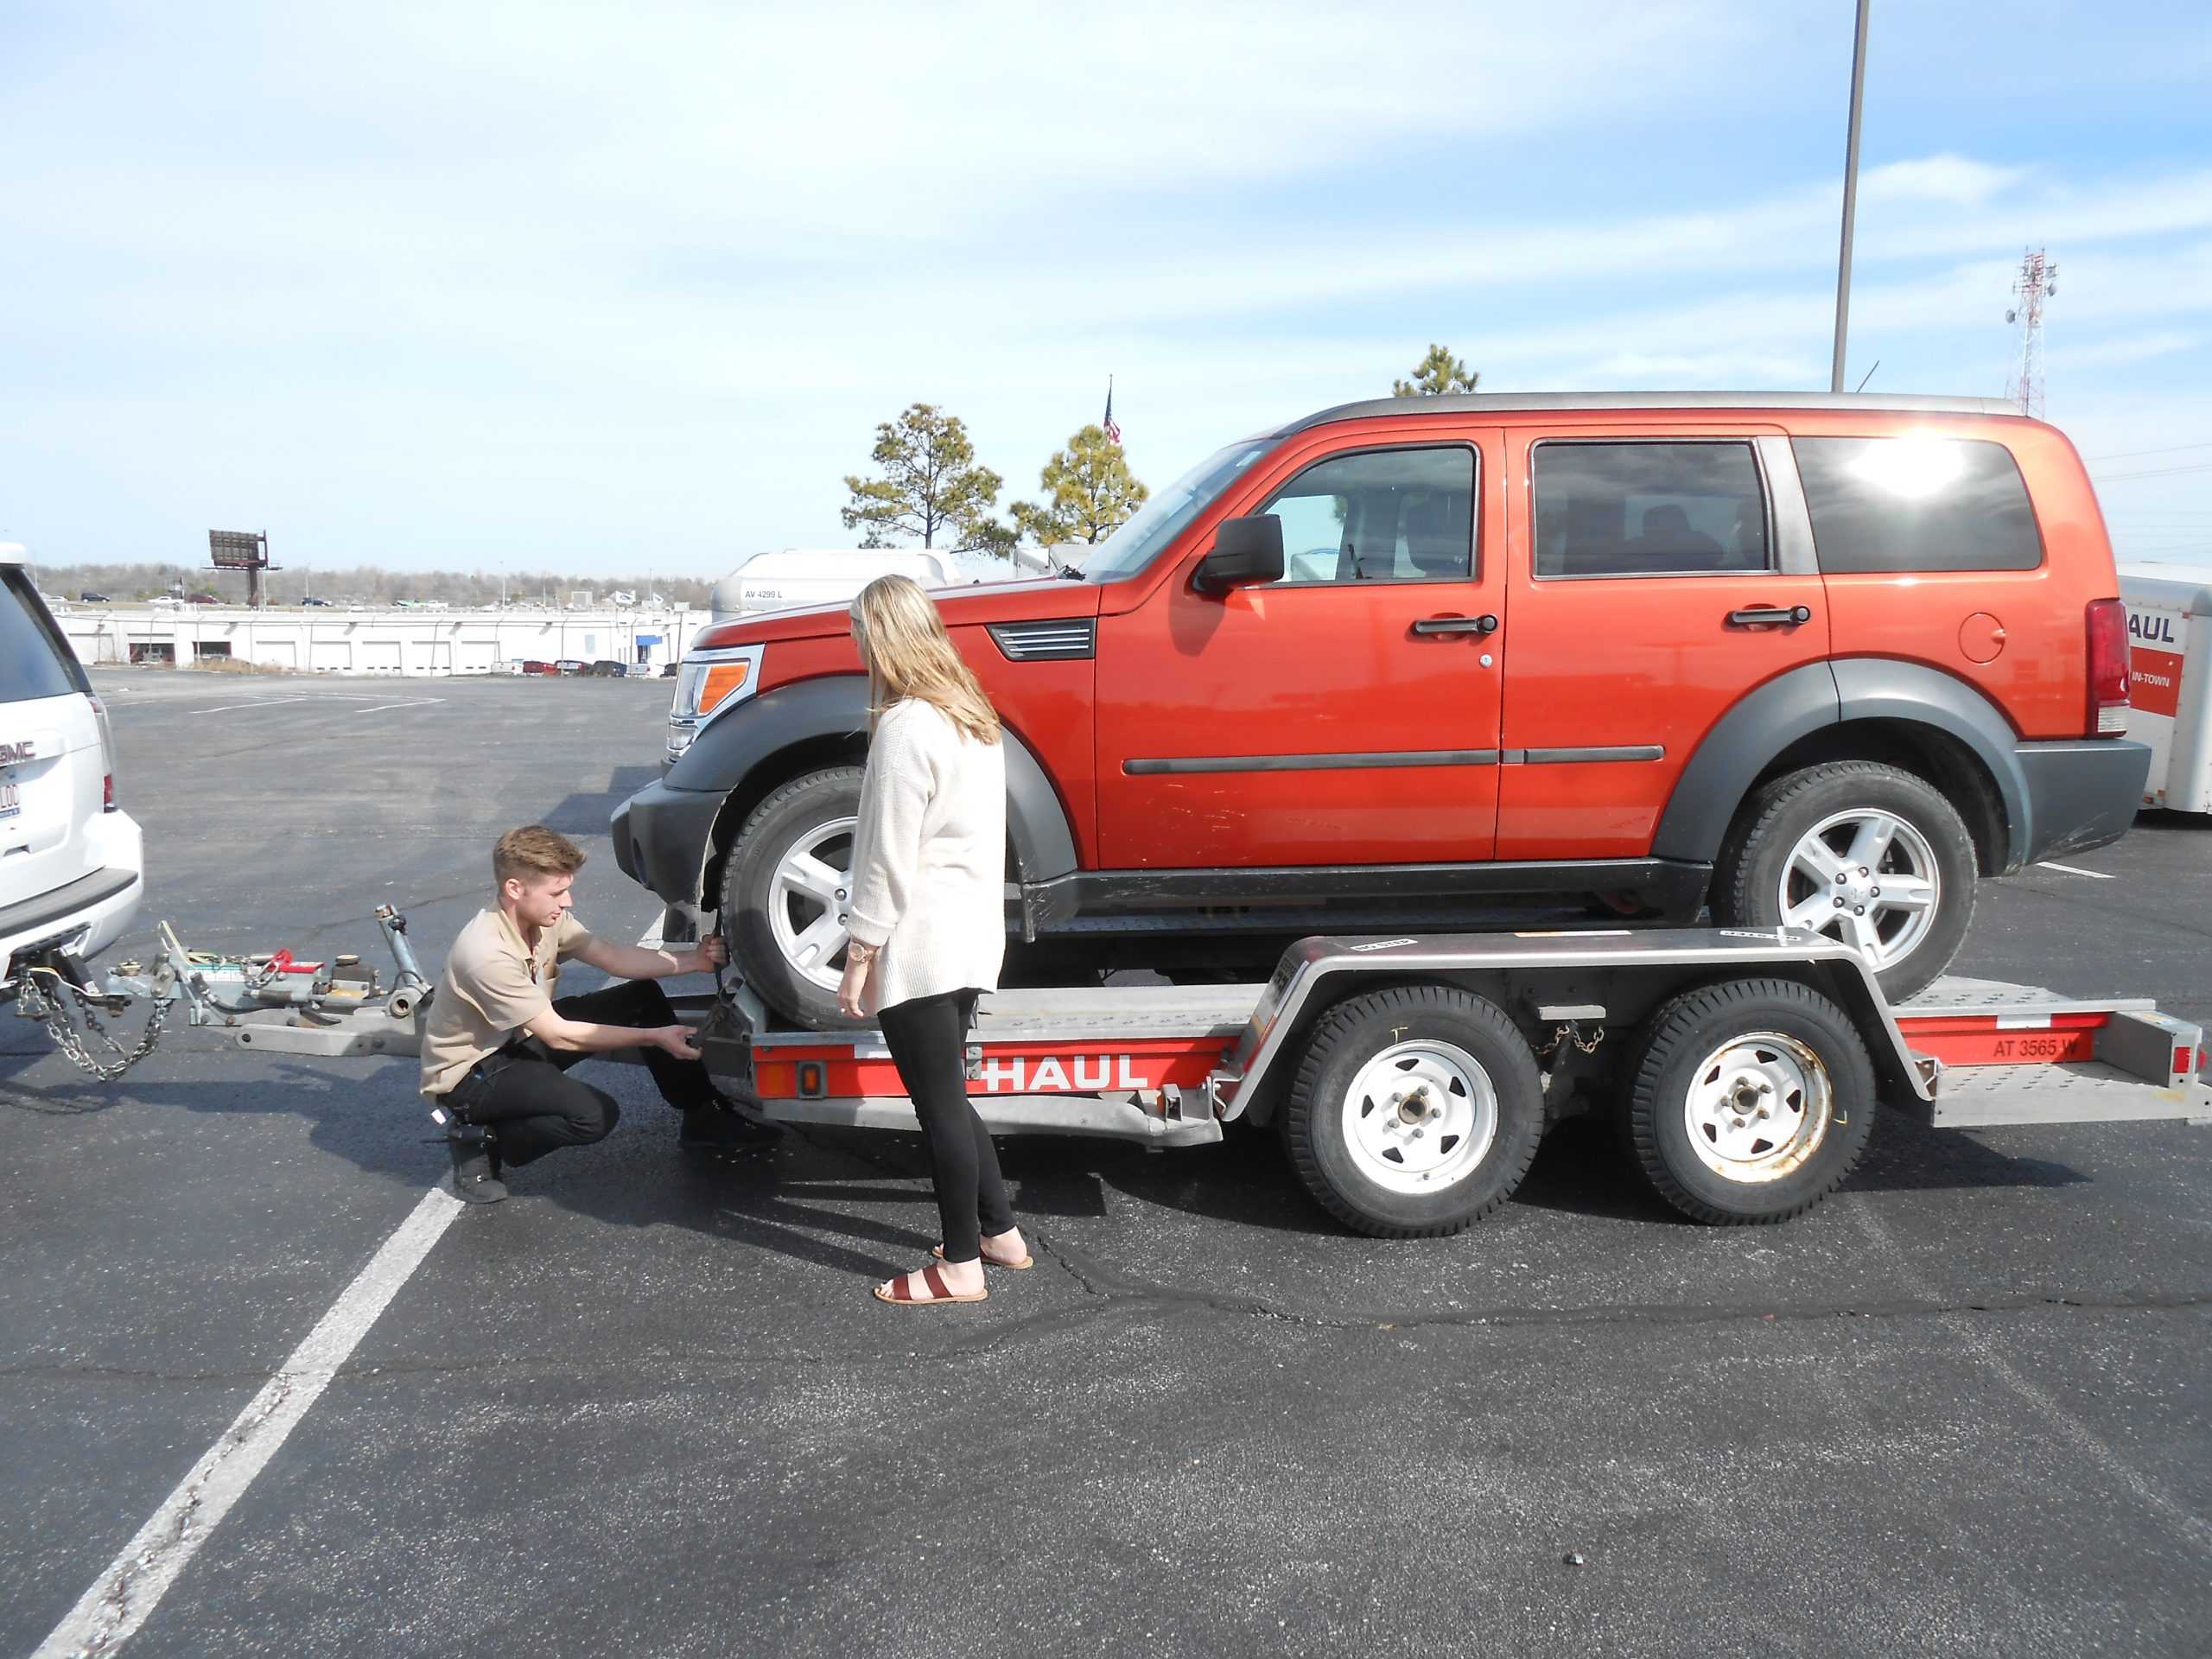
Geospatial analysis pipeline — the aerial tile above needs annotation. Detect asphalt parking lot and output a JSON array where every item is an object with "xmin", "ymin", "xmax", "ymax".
[{"xmin": 4, "ymin": 668, "xmax": 2209, "ymax": 1658}]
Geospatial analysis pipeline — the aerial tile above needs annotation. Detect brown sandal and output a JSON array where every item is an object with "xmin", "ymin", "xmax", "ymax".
[
  {"xmin": 874, "ymin": 1262, "xmax": 988, "ymax": 1306},
  {"xmin": 933, "ymin": 1243, "xmax": 1033, "ymax": 1271}
]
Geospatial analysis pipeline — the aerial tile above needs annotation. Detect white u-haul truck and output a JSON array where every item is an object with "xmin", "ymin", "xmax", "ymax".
[{"xmin": 2121, "ymin": 563, "xmax": 2212, "ymax": 813}]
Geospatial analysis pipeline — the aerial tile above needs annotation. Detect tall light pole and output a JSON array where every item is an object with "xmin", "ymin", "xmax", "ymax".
[{"xmin": 1830, "ymin": 0, "xmax": 1872, "ymax": 393}]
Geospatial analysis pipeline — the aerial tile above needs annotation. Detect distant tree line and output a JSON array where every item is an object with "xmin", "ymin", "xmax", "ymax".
[{"xmin": 41, "ymin": 352, "xmax": 1477, "ymax": 601}]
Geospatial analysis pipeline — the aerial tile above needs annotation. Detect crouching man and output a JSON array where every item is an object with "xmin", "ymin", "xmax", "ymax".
[{"xmin": 421, "ymin": 824, "xmax": 779, "ymax": 1203}]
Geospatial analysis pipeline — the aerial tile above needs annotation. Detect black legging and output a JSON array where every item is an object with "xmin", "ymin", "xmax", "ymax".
[
  {"xmin": 876, "ymin": 988, "xmax": 1012, "ymax": 1265},
  {"xmin": 440, "ymin": 980, "xmax": 715, "ymax": 1166}
]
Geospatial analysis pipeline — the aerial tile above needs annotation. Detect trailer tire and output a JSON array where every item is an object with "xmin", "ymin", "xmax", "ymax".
[
  {"xmin": 1281, "ymin": 986, "xmax": 1543, "ymax": 1238},
  {"xmin": 1624, "ymin": 977, "xmax": 1875, "ymax": 1225}
]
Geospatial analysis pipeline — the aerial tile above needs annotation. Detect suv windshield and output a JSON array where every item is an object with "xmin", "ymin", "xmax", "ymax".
[
  {"xmin": 1079, "ymin": 439, "xmax": 1273, "ymax": 582},
  {"xmin": 2, "ymin": 568, "xmax": 88, "ymax": 701}
]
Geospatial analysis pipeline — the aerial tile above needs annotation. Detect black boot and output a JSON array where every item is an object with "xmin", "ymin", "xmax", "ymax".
[{"xmin": 447, "ymin": 1123, "xmax": 508, "ymax": 1203}]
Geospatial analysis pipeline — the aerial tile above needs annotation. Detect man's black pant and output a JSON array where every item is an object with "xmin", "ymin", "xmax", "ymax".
[
  {"xmin": 876, "ymin": 988, "xmax": 1012, "ymax": 1265},
  {"xmin": 440, "ymin": 981, "xmax": 715, "ymax": 1166}
]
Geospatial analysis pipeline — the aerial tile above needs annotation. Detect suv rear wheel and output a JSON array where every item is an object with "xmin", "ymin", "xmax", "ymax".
[
  {"xmin": 721, "ymin": 767, "xmax": 868, "ymax": 1029},
  {"xmin": 1711, "ymin": 760, "xmax": 1975, "ymax": 1003}
]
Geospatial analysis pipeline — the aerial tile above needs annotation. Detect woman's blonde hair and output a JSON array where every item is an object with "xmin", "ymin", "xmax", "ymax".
[{"xmin": 849, "ymin": 574, "xmax": 1001, "ymax": 744}]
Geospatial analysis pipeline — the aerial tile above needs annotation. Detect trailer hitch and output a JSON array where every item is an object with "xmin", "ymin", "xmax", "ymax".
[{"xmin": 8, "ymin": 905, "xmax": 437, "ymax": 1078}]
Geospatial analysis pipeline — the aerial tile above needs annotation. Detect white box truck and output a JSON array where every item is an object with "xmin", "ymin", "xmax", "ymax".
[
  {"xmin": 2120, "ymin": 563, "xmax": 2212, "ymax": 813},
  {"xmin": 710, "ymin": 550, "xmax": 956, "ymax": 621}
]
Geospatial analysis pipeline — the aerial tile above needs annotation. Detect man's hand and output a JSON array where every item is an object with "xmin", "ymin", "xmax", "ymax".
[
  {"xmin": 654, "ymin": 1024, "xmax": 704, "ymax": 1061},
  {"xmin": 688, "ymin": 934, "xmax": 728, "ymax": 975}
]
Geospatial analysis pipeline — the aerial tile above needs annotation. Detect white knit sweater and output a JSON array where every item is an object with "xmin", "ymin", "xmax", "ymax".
[{"xmin": 845, "ymin": 697, "xmax": 1007, "ymax": 1012}]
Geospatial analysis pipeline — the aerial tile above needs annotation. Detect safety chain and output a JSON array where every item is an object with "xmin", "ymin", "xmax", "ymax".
[
  {"xmin": 1537, "ymin": 1021, "xmax": 1605, "ymax": 1059},
  {"xmin": 14, "ymin": 967, "xmax": 171, "ymax": 1084}
]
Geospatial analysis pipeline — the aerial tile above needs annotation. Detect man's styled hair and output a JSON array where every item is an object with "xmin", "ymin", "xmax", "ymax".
[{"xmin": 493, "ymin": 824, "xmax": 587, "ymax": 885}]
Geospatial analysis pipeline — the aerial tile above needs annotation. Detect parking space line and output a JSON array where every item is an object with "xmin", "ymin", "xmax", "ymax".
[
  {"xmin": 32, "ymin": 918, "xmax": 669, "ymax": 1656},
  {"xmin": 32, "ymin": 1188, "xmax": 465, "ymax": 1658},
  {"xmin": 2036, "ymin": 861, "xmax": 2115, "ymax": 880},
  {"xmin": 349, "ymin": 698, "xmax": 445, "ymax": 715},
  {"xmin": 192, "ymin": 696, "xmax": 323, "ymax": 715}
]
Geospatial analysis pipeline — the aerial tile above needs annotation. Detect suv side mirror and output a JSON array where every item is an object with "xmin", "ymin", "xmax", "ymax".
[{"xmin": 1193, "ymin": 515, "xmax": 1285, "ymax": 594}]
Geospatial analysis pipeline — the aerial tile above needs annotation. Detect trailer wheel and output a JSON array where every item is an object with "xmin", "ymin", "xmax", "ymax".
[
  {"xmin": 1623, "ymin": 978, "xmax": 1876, "ymax": 1225},
  {"xmin": 1281, "ymin": 987, "xmax": 1544, "ymax": 1238}
]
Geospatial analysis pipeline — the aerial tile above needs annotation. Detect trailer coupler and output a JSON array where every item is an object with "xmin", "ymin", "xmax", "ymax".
[{"xmin": 6, "ymin": 904, "xmax": 436, "ymax": 1078}]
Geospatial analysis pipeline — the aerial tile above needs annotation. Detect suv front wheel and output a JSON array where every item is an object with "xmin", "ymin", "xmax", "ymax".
[
  {"xmin": 1711, "ymin": 760, "xmax": 1977, "ymax": 1003},
  {"xmin": 721, "ymin": 766, "xmax": 869, "ymax": 1029}
]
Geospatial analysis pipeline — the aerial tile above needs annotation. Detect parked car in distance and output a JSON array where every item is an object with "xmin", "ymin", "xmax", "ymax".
[
  {"xmin": 186, "ymin": 593, "xmax": 220, "ymax": 605},
  {"xmin": 660, "ymin": 662, "xmax": 681, "ymax": 677},
  {"xmin": 77, "ymin": 591, "xmax": 108, "ymax": 603},
  {"xmin": 617, "ymin": 391, "xmax": 2152, "ymax": 1029},
  {"xmin": 554, "ymin": 659, "xmax": 588, "ymax": 676},
  {"xmin": 518, "ymin": 660, "xmax": 557, "ymax": 677},
  {"xmin": 147, "ymin": 595, "xmax": 183, "ymax": 610},
  {"xmin": 1, "ymin": 547, "xmax": 143, "ymax": 989},
  {"xmin": 588, "ymin": 659, "xmax": 627, "ymax": 677},
  {"xmin": 301, "ymin": 596, "xmax": 334, "ymax": 607}
]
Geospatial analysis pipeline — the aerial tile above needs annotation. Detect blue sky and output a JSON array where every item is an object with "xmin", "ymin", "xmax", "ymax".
[{"xmin": 4, "ymin": 0, "xmax": 2210, "ymax": 577}]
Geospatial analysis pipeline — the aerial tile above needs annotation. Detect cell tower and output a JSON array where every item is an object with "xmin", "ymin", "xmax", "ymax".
[{"xmin": 2004, "ymin": 247, "xmax": 2057, "ymax": 418}]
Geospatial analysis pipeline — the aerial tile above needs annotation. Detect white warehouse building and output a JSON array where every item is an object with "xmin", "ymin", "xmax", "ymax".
[{"xmin": 54, "ymin": 605, "xmax": 718, "ymax": 676}]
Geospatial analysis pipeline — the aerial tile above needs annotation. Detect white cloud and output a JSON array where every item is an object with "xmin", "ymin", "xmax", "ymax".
[{"xmin": 1860, "ymin": 156, "xmax": 2027, "ymax": 206}]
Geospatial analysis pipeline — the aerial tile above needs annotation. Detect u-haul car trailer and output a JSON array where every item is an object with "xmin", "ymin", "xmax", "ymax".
[{"xmin": 71, "ymin": 918, "xmax": 2200, "ymax": 1237}]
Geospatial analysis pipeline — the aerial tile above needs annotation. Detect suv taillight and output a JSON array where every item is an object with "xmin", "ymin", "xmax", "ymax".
[
  {"xmin": 2086, "ymin": 599, "xmax": 2130, "ymax": 736},
  {"xmin": 86, "ymin": 692, "xmax": 120, "ymax": 810}
]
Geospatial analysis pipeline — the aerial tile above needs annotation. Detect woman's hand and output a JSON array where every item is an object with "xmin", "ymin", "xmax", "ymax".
[{"xmin": 837, "ymin": 945, "xmax": 875, "ymax": 1020}]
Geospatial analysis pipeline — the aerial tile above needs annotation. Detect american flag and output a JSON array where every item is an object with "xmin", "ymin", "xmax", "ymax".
[{"xmin": 1103, "ymin": 378, "xmax": 1121, "ymax": 446}]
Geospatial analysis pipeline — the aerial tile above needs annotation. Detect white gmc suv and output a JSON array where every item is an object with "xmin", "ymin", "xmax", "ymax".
[{"xmin": 0, "ymin": 546, "xmax": 143, "ymax": 988}]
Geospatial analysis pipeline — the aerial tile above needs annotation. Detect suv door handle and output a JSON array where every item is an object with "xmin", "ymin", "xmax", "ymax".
[
  {"xmin": 1726, "ymin": 604, "xmax": 1813, "ymax": 628},
  {"xmin": 1412, "ymin": 614, "xmax": 1498, "ymax": 636}
]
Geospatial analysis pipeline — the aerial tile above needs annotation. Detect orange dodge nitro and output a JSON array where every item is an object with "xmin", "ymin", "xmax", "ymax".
[{"xmin": 616, "ymin": 392, "xmax": 2151, "ymax": 1029}]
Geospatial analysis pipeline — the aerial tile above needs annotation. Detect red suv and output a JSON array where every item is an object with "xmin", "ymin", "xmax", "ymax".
[{"xmin": 615, "ymin": 392, "xmax": 2149, "ymax": 1027}]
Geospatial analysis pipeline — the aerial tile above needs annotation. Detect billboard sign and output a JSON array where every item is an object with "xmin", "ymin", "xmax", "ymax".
[{"xmin": 209, "ymin": 529, "xmax": 268, "ymax": 569}]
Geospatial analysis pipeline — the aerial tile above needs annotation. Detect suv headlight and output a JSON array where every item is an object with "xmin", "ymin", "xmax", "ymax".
[{"xmin": 667, "ymin": 644, "xmax": 766, "ymax": 761}]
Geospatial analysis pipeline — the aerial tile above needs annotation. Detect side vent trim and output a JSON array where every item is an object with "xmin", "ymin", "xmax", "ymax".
[{"xmin": 988, "ymin": 619, "xmax": 1097, "ymax": 662}]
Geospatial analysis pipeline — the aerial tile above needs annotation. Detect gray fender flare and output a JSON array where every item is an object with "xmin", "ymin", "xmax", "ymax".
[
  {"xmin": 665, "ymin": 674, "xmax": 1078, "ymax": 885},
  {"xmin": 1650, "ymin": 663, "xmax": 1841, "ymax": 863},
  {"xmin": 1827, "ymin": 658, "xmax": 2031, "ymax": 869},
  {"xmin": 1650, "ymin": 658, "xmax": 2029, "ymax": 868}
]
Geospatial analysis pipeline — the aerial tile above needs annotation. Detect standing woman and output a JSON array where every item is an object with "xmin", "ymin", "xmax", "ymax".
[{"xmin": 840, "ymin": 575, "xmax": 1029, "ymax": 1306}]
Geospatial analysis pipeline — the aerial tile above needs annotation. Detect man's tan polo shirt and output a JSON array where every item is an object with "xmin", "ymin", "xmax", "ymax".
[{"xmin": 420, "ymin": 907, "xmax": 594, "ymax": 1096}]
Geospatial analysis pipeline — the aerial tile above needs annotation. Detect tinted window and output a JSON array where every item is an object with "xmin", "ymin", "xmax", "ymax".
[
  {"xmin": 1, "ymin": 569, "xmax": 87, "ymax": 701},
  {"xmin": 1262, "ymin": 447, "xmax": 1475, "ymax": 584},
  {"xmin": 1533, "ymin": 442, "xmax": 1770, "ymax": 577},
  {"xmin": 1793, "ymin": 436, "xmax": 2042, "ymax": 573}
]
